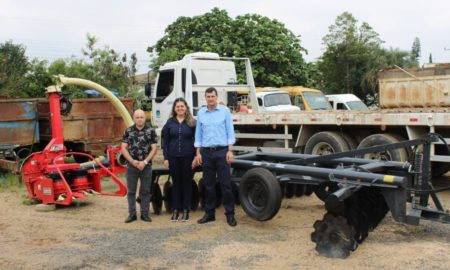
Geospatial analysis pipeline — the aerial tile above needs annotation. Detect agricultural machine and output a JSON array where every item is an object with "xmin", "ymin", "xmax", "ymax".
[
  {"xmin": 21, "ymin": 76, "xmax": 131, "ymax": 206},
  {"xmin": 231, "ymin": 134, "xmax": 450, "ymax": 258}
]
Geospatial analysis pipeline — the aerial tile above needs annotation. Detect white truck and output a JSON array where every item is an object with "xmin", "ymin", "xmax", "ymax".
[
  {"xmin": 149, "ymin": 52, "xmax": 450, "ymax": 176},
  {"xmin": 326, "ymin": 94, "xmax": 369, "ymax": 110}
]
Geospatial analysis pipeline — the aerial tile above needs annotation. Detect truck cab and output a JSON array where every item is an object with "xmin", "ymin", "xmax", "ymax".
[
  {"xmin": 255, "ymin": 89, "xmax": 300, "ymax": 112},
  {"xmin": 326, "ymin": 94, "xmax": 368, "ymax": 110},
  {"xmin": 280, "ymin": 86, "xmax": 331, "ymax": 111},
  {"xmin": 149, "ymin": 52, "xmax": 259, "ymax": 135}
]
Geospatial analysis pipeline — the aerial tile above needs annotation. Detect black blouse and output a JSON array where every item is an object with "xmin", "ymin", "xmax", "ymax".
[{"xmin": 162, "ymin": 117, "xmax": 196, "ymax": 159}]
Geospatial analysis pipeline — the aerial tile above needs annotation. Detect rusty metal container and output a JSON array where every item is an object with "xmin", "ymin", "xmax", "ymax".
[
  {"xmin": 0, "ymin": 99, "xmax": 39, "ymax": 172},
  {"xmin": 37, "ymin": 98, "xmax": 134, "ymax": 156},
  {"xmin": 0, "ymin": 99, "xmax": 39, "ymax": 148},
  {"xmin": 379, "ymin": 65, "xmax": 450, "ymax": 108}
]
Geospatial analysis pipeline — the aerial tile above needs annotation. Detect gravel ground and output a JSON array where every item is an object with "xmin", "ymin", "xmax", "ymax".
[{"xmin": 0, "ymin": 172, "xmax": 449, "ymax": 270}]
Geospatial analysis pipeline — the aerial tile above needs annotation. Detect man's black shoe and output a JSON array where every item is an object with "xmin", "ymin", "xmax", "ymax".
[
  {"xmin": 226, "ymin": 215, "xmax": 237, "ymax": 227},
  {"xmin": 141, "ymin": 214, "xmax": 152, "ymax": 222},
  {"xmin": 197, "ymin": 214, "xmax": 215, "ymax": 224},
  {"xmin": 124, "ymin": 214, "xmax": 137, "ymax": 223}
]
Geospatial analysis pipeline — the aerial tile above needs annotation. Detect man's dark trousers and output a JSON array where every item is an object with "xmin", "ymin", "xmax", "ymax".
[
  {"xmin": 126, "ymin": 164, "xmax": 152, "ymax": 215},
  {"xmin": 201, "ymin": 147, "xmax": 234, "ymax": 217}
]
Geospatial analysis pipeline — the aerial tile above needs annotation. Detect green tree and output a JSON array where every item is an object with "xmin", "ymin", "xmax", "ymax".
[
  {"xmin": 319, "ymin": 12, "xmax": 384, "ymax": 100},
  {"xmin": 318, "ymin": 12, "xmax": 418, "ymax": 105},
  {"xmin": 411, "ymin": 37, "xmax": 421, "ymax": 63},
  {"xmin": 0, "ymin": 41, "xmax": 29, "ymax": 97},
  {"xmin": 148, "ymin": 8, "xmax": 307, "ymax": 86}
]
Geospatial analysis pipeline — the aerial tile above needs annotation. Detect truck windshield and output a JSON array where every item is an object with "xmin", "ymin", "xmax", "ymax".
[
  {"xmin": 347, "ymin": 101, "xmax": 368, "ymax": 110},
  {"xmin": 155, "ymin": 70, "xmax": 174, "ymax": 102},
  {"xmin": 303, "ymin": 92, "xmax": 331, "ymax": 110},
  {"xmin": 264, "ymin": 93, "xmax": 292, "ymax": 107}
]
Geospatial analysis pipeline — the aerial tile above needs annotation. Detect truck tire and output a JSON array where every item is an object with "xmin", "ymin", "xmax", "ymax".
[
  {"xmin": 239, "ymin": 168, "xmax": 282, "ymax": 221},
  {"xmin": 341, "ymin": 133, "xmax": 358, "ymax": 150},
  {"xmin": 356, "ymin": 133, "xmax": 408, "ymax": 162},
  {"xmin": 305, "ymin": 132, "xmax": 349, "ymax": 201},
  {"xmin": 305, "ymin": 131, "xmax": 350, "ymax": 156}
]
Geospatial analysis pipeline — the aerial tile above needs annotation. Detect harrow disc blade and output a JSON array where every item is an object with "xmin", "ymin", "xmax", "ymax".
[{"xmin": 311, "ymin": 213, "xmax": 357, "ymax": 259}]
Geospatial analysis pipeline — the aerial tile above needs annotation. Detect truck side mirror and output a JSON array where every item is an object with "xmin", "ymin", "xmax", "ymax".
[{"xmin": 144, "ymin": 83, "xmax": 152, "ymax": 97}]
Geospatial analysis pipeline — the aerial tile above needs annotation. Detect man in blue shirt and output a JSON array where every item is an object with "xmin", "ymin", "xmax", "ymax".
[{"xmin": 194, "ymin": 87, "xmax": 237, "ymax": 226}]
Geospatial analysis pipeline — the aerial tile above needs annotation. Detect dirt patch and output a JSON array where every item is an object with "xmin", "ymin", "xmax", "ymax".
[{"xmin": 0, "ymin": 174, "xmax": 449, "ymax": 270}]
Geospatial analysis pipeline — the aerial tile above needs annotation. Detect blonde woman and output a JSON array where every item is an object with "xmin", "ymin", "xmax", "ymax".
[{"xmin": 162, "ymin": 98, "xmax": 196, "ymax": 221}]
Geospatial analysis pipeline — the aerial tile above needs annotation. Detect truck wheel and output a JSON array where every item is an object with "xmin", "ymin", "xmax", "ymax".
[
  {"xmin": 341, "ymin": 133, "xmax": 358, "ymax": 150},
  {"xmin": 305, "ymin": 131, "xmax": 350, "ymax": 156},
  {"xmin": 357, "ymin": 134, "xmax": 408, "ymax": 161},
  {"xmin": 239, "ymin": 168, "xmax": 282, "ymax": 221}
]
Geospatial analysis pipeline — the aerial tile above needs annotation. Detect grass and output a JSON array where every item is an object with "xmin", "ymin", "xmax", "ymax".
[{"xmin": 0, "ymin": 172, "xmax": 22, "ymax": 191}]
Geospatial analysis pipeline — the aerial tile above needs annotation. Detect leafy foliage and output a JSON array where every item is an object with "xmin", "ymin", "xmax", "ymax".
[
  {"xmin": 0, "ymin": 41, "xmax": 29, "ymax": 97},
  {"xmin": 318, "ymin": 12, "xmax": 418, "ymax": 105},
  {"xmin": 148, "ymin": 8, "xmax": 307, "ymax": 87},
  {"xmin": 0, "ymin": 35, "xmax": 138, "ymax": 98}
]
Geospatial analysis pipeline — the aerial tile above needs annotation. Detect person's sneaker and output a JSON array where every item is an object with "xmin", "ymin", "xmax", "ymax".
[
  {"xmin": 171, "ymin": 210, "xmax": 179, "ymax": 222},
  {"xmin": 141, "ymin": 213, "xmax": 152, "ymax": 222},
  {"xmin": 124, "ymin": 214, "xmax": 137, "ymax": 223},
  {"xmin": 226, "ymin": 215, "xmax": 237, "ymax": 227},
  {"xmin": 181, "ymin": 210, "xmax": 189, "ymax": 222},
  {"xmin": 197, "ymin": 214, "xmax": 215, "ymax": 224}
]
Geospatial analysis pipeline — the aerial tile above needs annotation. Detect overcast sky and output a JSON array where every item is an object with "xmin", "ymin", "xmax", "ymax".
[{"xmin": 1, "ymin": 0, "xmax": 449, "ymax": 74}]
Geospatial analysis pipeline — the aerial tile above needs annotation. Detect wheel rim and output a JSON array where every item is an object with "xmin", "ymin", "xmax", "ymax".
[
  {"xmin": 312, "ymin": 142, "xmax": 335, "ymax": 155},
  {"xmin": 363, "ymin": 151, "xmax": 392, "ymax": 161},
  {"xmin": 245, "ymin": 179, "xmax": 268, "ymax": 211}
]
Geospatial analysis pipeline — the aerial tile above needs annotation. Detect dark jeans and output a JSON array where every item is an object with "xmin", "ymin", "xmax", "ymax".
[
  {"xmin": 201, "ymin": 148, "xmax": 234, "ymax": 217},
  {"xmin": 126, "ymin": 164, "xmax": 152, "ymax": 215},
  {"xmin": 169, "ymin": 156, "xmax": 194, "ymax": 211}
]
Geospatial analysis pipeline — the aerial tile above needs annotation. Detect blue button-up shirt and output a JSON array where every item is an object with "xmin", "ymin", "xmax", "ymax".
[{"xmin": 194, "ymin": 105, "xmax": 235, "ymax": 148}]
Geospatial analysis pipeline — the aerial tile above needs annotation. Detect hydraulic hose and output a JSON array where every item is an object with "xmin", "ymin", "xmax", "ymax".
[{"xmin": 51, "ymin": 75, "xmax": 133, "ymax": 127}]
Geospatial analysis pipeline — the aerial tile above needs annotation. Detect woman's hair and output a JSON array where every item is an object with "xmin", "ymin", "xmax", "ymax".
[{"xmin": 170, "ymin": 97, "xmax": 195, "ymax": 127}]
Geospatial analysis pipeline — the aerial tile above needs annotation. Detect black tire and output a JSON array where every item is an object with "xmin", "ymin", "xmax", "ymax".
[
  {"xmin": 190, "ymin": 180, "xmax": 199, "ymax": 211},
  {"xmin": 341, "ymin": 133, "xmax": 358, "ymax": 150},
  {"xmin": 151, "ymin": 183, "xmax": 163, "ymax": 215},
  {"xmin": 305, "ymin": 131, "xmax": 350, "ymax": 156},
  {"xmin": 357, "ymin": 133, "xmax": 408, "ymax": 161},
  {"xmin": 163, "ymin": 180, "xmax": 172, "ymax": 213},
  {"xmin": 311, "ymin": 213, "xmax": 357, "ymax": 258},
  {"xmin": 239, "ymin": 168, "xmax": 282, "ymax": 221}
]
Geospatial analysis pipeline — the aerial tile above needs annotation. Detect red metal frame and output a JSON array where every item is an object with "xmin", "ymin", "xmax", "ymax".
[{"xmin": 22, "ymin": 91, "xmax": 127, "ymax": 206}]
